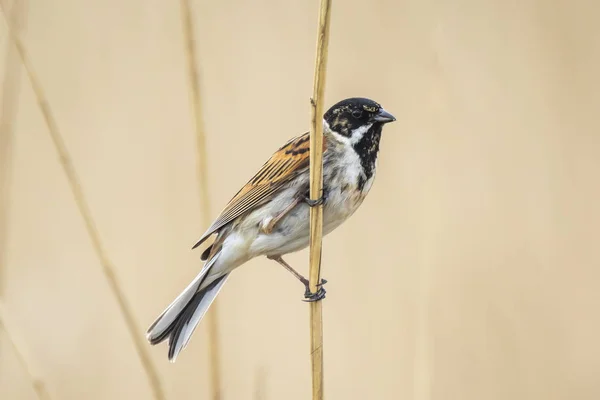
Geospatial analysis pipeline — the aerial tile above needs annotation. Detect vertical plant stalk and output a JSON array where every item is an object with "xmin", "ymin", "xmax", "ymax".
[
  {"xmin": 308, "ymin": 1, "xmax": 332, "ymax": 399},
  {"xmin": 0, "ymin": 0, "xmax": 27, "ymax": 298},
  {"xmin": 0, "ymin": 7, "xmax": 166, "ymax": 400},
  {"xmin": 179, "ymin": 1, "xmax": 222, "ymax": 399},
  {"xmin": 0, "ymin": 302, "xmax": 52, "ymax": 400}
]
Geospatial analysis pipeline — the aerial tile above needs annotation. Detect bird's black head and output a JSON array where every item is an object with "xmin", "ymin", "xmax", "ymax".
[
  {"xmin": 323, "ymin": 97, "xmax": 395, "ymax": 140},
  {"xmin": 324, "ymin": 97, "xmax": 396, "ymax": 186}
]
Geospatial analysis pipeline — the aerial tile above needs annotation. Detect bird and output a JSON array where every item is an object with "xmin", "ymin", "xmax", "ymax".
[{"xmin": 146, "ymin": 97, "xmax": 396, "ymax": 361}]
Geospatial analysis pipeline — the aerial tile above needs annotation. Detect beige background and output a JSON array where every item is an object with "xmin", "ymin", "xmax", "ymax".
[{"xmin": 2, "ymin": 0, "xmax": 600, "ymax": 399}]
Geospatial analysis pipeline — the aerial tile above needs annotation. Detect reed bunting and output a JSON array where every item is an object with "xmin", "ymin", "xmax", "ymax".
[{"xmin": 147, "ymin": 97, "xmax": 396, "ymax": 361}]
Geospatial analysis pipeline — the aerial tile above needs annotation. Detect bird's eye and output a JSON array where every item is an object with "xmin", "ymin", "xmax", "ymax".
[{"xmin": 352, "ymin": 110, "xmax": 363, "ymax": 118}]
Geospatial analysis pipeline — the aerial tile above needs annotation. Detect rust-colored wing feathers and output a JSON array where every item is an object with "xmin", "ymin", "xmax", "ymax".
[{"xmin": 192, "ymin": 132, "xmax": 324, "ymax": 249}]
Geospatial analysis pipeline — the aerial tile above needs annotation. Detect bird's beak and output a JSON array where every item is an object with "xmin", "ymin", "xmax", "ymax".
[{"xmin": 373, "ymin": 108, "xmax": 396, "ymax": 123}]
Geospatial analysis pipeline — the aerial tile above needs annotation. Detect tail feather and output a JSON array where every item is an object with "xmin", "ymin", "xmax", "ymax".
[
  {"xmin": 146, "ymin": 252, "xmax": 228, "ymax": 361},
  {"xmin": 167, "ymin": 274, "xmax": 229, "ymax": 361}
]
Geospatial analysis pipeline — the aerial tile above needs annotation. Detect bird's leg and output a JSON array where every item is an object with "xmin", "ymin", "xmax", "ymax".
[
  {"xmin": 260, "ymin": 197, "xmax": 302, "ymax": 234},
  {"xmin": 303, "ymin": 189, "xmax": 327, "ymax": 207},
  {"xmin": 267, "ymin": 255, "xmax": 327, "ymax": 301},
  {"xmin": 268, "ymin": 255, "xmax": 308, "ymax": 285}
]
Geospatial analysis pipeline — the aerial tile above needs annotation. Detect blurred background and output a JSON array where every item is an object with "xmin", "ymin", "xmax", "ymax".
[{"xmin": 1, "ymin": 0, "xmax": 600, "ymax": 399}]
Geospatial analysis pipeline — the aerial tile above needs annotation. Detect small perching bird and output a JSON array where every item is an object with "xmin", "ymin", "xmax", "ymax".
[{"xmin": 146, "ymin": 97, "xmax": 396, "ymax": 361}]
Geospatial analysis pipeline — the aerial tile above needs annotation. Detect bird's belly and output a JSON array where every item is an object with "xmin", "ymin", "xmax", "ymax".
[{"xmin": 248, "ymin": 182, "xmax": 368, "ymax": 257}]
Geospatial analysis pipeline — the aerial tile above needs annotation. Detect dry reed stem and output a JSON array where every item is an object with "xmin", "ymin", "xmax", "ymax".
[
  {"xmin": 308, "ymin": 0, "xmax": 332, "ymax": 399},
  {"xmin": 0, "ymin": 0, "xmax": 26, "ymax": 298},
  {"xmin": 179, "ymin": 0, "xmax": 222, "ymax": 398},
  {"xmin": 0, "ymin": 7, "xmax": 166, "ymax": 400},
  {"xmin": 0, "ymin": 302, "xmax": 52, "ymax": 400}
]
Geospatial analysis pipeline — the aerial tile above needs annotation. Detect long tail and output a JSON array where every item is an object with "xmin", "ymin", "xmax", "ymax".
[{"xmin": 146, "ymin": 252, "xmax": 229, "ymax": 362}]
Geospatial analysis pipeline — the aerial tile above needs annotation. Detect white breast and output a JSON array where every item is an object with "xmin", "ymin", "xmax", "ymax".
[
  {"xmin": 247, "ymin": 128, "xmax": 376, "ymax": 258},
  {"xmin": 321, "ymin": 133, "xmax": 373, "ymax": 235}
]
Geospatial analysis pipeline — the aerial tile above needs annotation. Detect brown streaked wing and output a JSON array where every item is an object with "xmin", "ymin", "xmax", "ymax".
[{"xmin": 192, "ymin": 132, "xmax": 323, "ymax": 249}]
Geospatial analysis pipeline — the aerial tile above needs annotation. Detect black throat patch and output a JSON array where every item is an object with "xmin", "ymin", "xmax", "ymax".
[{"xmin": 353, "ymin": 124, "xmax": 383, "ymax": 190}]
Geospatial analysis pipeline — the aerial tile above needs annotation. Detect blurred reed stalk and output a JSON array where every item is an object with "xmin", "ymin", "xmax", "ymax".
[
  {"xmin": 308, "ymin": 0, "xmax": 332, "ymax": 399},
  {"xmin": 179, "ymin": 0, "xmax": 223, "ymax": 399},
  {"xmin": 0, "ymin": 6, "xmax": 166, "ymax": 400},
  {"xmin": 0, "ymin": 0, "xmax": 26, "ymax": 298},
  {"xmin": 0, "ymin": 302, "xmax": 52, "ymax": 400}
]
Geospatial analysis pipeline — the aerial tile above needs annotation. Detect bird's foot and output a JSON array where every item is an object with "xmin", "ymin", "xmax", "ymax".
[
  {"xmin": 301, "ymin": 278, "xmax": 328, "ymax": 302},
  {"xmin": 303, "ymin": 191, "xmax": 327, "ymax": 207}
]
